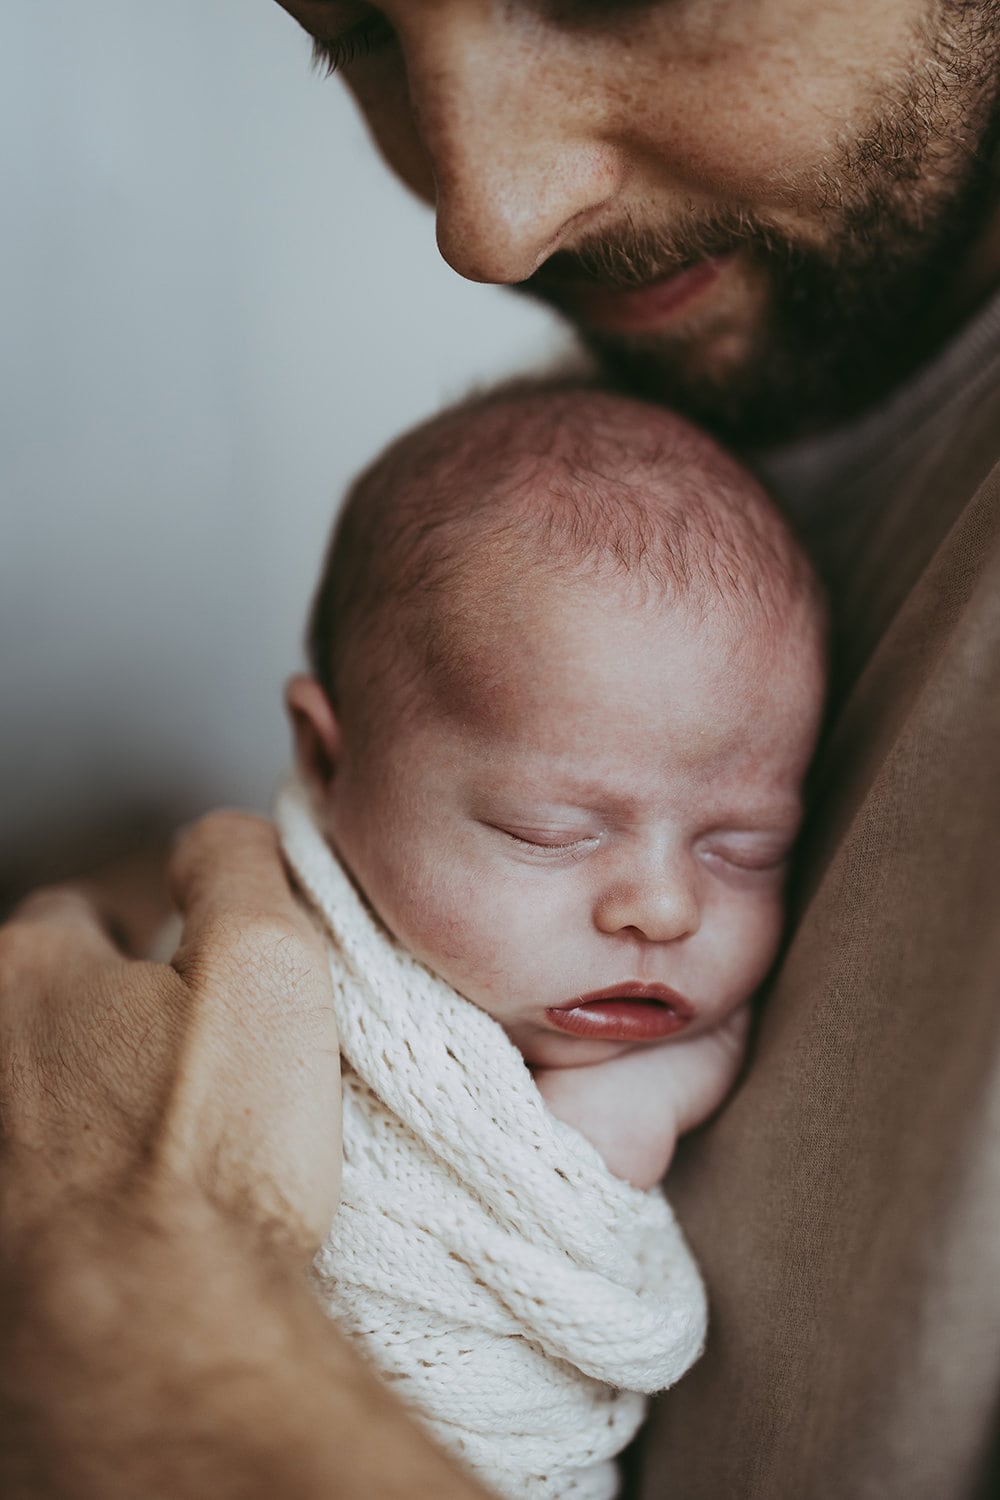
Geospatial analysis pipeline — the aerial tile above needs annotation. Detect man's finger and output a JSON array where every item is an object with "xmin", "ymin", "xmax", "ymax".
[
  {"xmin": 167, "ymin": 809, "xmax": 334, "ymax": 1012},
  {"xmin": 165, "ymin": 810, "xmax": 341, "ymax": 1251},
  {"xmin": 1, "ymin": 887, "xmax": 128, "ymax": 977},
  {"xmin": 169, "ymin": 810, "xmax": 318, "ymax": 928}
]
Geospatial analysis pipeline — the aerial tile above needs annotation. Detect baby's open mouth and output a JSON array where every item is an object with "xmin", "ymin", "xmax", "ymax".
[{"xmin": 545, "ymin": 984, "xmax": 694, "ymax": 1042}]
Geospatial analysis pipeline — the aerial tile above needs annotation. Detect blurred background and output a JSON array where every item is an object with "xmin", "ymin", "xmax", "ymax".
[{"xmin": 1, "ymin": 0, "xmax": 566, "ymax": 903}]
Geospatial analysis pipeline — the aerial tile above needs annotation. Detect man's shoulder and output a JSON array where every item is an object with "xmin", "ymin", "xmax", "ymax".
[{"xmin": 832, "ymin": 361, "xmax": 1000, "ymax": 690}]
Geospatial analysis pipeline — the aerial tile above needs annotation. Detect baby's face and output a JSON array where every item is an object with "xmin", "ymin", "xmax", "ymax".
[{"xmin": 313, "ymin": 579, "xmax": 824, "ymax": 1067}]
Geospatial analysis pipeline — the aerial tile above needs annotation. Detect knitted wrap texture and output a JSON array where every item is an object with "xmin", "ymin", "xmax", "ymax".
[{"xmin": 277, "ymin": 780, "xmax": 707, "ymax": 1500}]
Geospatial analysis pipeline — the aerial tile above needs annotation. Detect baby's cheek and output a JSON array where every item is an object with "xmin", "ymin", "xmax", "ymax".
[
  {"xmin": 383, "ymin": 858, "xmax": 513, "ymax": 988},
  {"xmin": 716, "ymin": 890, "xmax": 786, "ymax": 1001},
  {"xmin": 746, "ymin": 896, "xmax": 787, "ymax": 985}
]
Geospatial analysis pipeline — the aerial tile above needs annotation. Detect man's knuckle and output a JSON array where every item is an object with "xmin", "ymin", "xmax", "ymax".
[
  {"xmin": 229, "ymin": 911, "xmax": 311, "ymax": 968},
  {"xmin": 179, "ymin": 909, "xmax": 311, "ymax": 986}
]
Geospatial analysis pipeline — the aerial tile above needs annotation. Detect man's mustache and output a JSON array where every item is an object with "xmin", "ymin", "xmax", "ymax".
[{"xmin": 522, "ymin": 208, "xmax": 792, "ymax": 294}]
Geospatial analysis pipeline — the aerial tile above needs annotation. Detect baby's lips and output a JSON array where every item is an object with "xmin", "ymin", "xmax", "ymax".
[
  {"xmin": 545, "ymin": 982, "xmax": 695, "ymax": 1042},
  {"xmin": 552, "ymin": 981, "xmax": 695, "ymax": 1016}
]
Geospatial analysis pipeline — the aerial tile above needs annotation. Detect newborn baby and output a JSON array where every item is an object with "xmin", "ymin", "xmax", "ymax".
[{"xmin": 278, "ymin": 385, "xmax": 825, "ymax": 1500}]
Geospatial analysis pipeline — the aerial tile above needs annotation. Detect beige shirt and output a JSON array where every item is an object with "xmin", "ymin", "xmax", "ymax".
[
  {"xmin": 764, "ymin": 284, "xmax": 1000, "ymax": 585},
  {"xmin": 638, "ymin": 290, "xmax": 1000, "ymax": 1499}
]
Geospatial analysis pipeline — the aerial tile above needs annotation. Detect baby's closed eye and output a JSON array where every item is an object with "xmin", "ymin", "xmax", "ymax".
[
  {"xmin": 698, "ymin": 833, "xmax": 795, "ymax": 875},
  {"xmin": 490, "ymin": 824, "xmax": 602, "ymax": 858}
]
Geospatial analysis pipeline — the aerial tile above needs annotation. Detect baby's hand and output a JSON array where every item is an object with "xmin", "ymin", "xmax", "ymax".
[{"xmin": 533, "ymin": 1005, "xmax": 751, "ymax": 1190}]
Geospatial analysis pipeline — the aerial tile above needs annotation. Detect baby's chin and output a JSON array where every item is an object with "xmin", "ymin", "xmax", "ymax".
[{"xmin": 504, "ymin": 1021, "xmax": 648, "ymax": 1071}]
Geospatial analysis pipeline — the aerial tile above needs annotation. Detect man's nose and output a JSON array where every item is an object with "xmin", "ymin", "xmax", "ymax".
[
  {"xmin": 593, "ymin": 859, "xmax": 701, "ymax": 945},
  {"xmin": 404, "ymin": 14, "xmax": 623, "ymax": 284}
]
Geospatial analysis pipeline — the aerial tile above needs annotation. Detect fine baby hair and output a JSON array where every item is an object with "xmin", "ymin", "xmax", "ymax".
[{"xmin": 305, "ymin": 379, "xmax": 824, "ymax": 720}]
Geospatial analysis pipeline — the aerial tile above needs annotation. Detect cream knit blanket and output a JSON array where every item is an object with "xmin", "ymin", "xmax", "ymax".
[{"xmin": 278, "ymin": 781, "xmax": 707, "ymax": 1500}]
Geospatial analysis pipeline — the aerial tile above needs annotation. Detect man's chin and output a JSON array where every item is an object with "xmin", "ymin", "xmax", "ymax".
[
  {"xmin": 578, "ymin": 342, "xmax": 779, "ymax": 447},
  {"xmin": 568, "ymin": 291, "xmax": 918, "ymax": 450},
  {"xmin": 520, "ymin": 263, "xmax": 840, "ymax": 450},
  {"xmin": 574, "ymin": 325, "xmax": 813, "ymax": 451}
]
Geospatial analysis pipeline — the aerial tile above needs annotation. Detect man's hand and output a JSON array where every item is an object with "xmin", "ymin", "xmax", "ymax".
[
  {"xmin": 0, "ymin": 814, "xmax": 492, "ymax": 1500},
  {"xmin": 0, "ymin": 811, "xmax": 341, "ymax": 1256}
]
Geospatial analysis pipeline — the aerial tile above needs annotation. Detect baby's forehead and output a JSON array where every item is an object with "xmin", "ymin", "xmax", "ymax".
[
  {"xmin": 404, "ymin": 582, "xmax": 823, "ymax": 840},
  {"xmin": 313, "ymin": 386, "xmax": 827, "ymax": 753},
  {"xmin": 423, "ymin": 559, "xmax": 823, "ymax": 744}
]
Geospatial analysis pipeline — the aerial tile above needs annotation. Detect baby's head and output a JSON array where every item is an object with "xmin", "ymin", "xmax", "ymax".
[{"xmin": 288, "ymin": 386, "xmax": 826, "ymax": 1066}]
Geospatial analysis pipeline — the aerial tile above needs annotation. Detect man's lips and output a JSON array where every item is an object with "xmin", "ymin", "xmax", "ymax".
[
  {"xmin": 536, "ymin": 256, "xmax": 731, "ymax": 335},
  {"xmin": 545, "ymin": 983, "xmax": 694, "ymax": 1042}
]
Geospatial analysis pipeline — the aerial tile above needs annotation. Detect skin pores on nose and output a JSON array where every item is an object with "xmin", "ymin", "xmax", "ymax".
[
  {"xmin": 338, "ymin": 0, "xmax": 960, "ymax": 234},
  {"xmin": 345, "ymin": 5, "xmax": 627, "ymax": 283}
]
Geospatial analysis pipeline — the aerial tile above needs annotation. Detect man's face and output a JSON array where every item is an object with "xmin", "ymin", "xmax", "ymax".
[{"xmin": 280, "ymin": 0, "xmax": 1000, "ymax": 444}]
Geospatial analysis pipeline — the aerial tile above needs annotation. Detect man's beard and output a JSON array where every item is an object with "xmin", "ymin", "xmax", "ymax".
[{"xmin": 519, "ymin": 6, "xmax": 1000, "ymax": 449}]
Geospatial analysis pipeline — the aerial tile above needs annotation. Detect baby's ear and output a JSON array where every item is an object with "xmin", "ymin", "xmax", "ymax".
[{"xmin": 284, "ymin": 675, "xmax": 343, "ymax": 793}]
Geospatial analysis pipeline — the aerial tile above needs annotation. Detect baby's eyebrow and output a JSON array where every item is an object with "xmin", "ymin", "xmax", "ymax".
[
  {"xmin": 700, "ymin": 786, "xmax": 803, "ymax": 822},
  {"xmin": 493, "ymin": 802, "xmax": 602, "ymax": 822},
  {"xmin": 485, "ymin": 759, "xmax": 806, "ymax": 825},
  {"xmin": 493, "ymin": 783, "xmax": 642, "ymax": 820}
]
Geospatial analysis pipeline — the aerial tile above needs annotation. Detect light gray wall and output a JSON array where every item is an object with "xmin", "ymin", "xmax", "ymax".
[{"xmin": 0, "ymin": 0, "xmax": 566, "ymax": 866}]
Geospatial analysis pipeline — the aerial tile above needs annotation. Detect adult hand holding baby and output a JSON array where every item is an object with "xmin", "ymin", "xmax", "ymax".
[
  {"xmin": 0, "ymin": 810, "xmax": 341, "ymax": 1258},
  {"xmin": 0, "ymin": 815, "xmax": 472, "ymax": 1500}
]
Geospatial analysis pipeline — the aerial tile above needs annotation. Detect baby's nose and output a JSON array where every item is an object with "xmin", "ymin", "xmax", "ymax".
[{"xmin": 593, "ymin": 866, "xmax": 701, "ymax": 944}]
